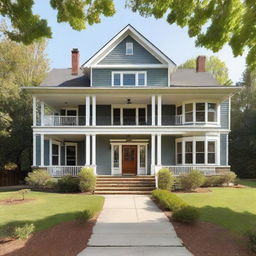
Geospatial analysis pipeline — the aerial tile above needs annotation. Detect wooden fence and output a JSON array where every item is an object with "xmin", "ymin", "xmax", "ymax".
[{"xmin": 0, "ymin": 170, "xmax": 27, "ymax": 186}]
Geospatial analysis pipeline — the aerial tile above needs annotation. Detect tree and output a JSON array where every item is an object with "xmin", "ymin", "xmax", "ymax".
[
  {"xmin": 179, "ymin": 56, "xmax": 232, "ymax": 85},
  {"xmin": 230, "ymin": 68, "xmax": 256, "ymax": 178},
  {"xmin": 0, "ymin": 37, "xmax": 49, "ymax": 170}
]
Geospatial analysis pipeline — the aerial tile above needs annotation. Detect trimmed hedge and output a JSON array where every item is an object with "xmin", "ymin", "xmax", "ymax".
[
  {"xmin": 58, "ymin": 175, "xmax": 80, "ymax": 193},
  {"xmin": 157, "ymin": 168, "xmax": 175, "ymax": 190},
  {"xmin": 180, "ymin": 170, "xmax": 205, "ymax": 191},
  {"xmin": 152, "ymin": 189, "xmax": 187, "ymax": 211},
  {"xmin": 203, "ymin": 175, "xmax": 224, "ymax": 187},
  {"xmin": 172, "ymin": 206, "xmax": 200, "ymax": 224},
  {"xmin": 79, "ymin": 167, "xmax": 96, "ymax": 193}
]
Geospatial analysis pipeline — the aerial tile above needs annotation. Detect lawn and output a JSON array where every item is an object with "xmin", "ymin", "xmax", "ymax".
[
  {"xmin": 239, "ymin": 179, "xmax": 256, "ymax": 188},
  {"xmin": 176, "ymin": 187, "xmax": 256, "ymax": 235},
  {"xmin": 0, "ymin": 191, "xmax": 104, "ymax": 237}
]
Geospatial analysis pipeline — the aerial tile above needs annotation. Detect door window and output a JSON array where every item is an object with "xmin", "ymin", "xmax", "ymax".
[{"xmin": 66, "ymin": 145, "xmax": 76, "ymax": 166}]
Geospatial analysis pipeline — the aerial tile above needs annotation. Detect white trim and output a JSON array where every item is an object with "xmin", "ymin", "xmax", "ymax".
[
  {"xmin": 157, "ymin": 95, "xmax": 162, "ymax": 126},
  {"xmin": 92, "ymin": 95, "xmax": 96, "ymax": 126},
  {"xmin": 40, "ymin": 134, "xmax": 44, "ymax": 167},
  {"xmin": 86, "ymin": 96, "xmax": 90, "ymax": 126},
  {"xmin": 49, "ymin": 138, "xmax": 52, "ymax": 166},
  {"xmin": 151, "ymin": 95, "xmax": 155, "ymax": 126},
  {"xmin": 86, "ymin": 135, "xmax": 91, "ymax": 165},
  {"xmin": 228, "ymin": 96, "xmax": 231, "ymax": 129},
  {"xmin": 33, "ymin": 96, "xmax": 36, "ymax": 126},
  {"xmin": 33, "ymin": 134, "xmax": 36, "ymax": 166},
  {"xmin": 157, "ymin": 134, "xmax": 161, "ymax": 165},
  {"xmin": 40, "ymin": 101, "xmax": 44, "ymax": 126},
  {"xmin": 51, "ymin": 140, "xmax": 61, "ymax": 166},
  {"xmin": 111, "ymin": 71, "xmax": 147, "ymax": 87},
  {"xmin": 65, "ymin": 142, "xmax": 77, "ymax": 166},
  {"xmin": 92, "ymin": 64, "xmax": 168, "ymax": 68},
  {"xmin": 151, "ymin": 134, "xmax": 155, "ymax": 174},
  {"xmin": 92, "ymin": 134, "xmax": 96, "ymax": 166}
]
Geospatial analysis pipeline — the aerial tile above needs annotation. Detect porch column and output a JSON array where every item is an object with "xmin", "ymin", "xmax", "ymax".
[
  {"xmin": 49, "ymin": 138, "xmax": 52, "ymax": 166},
  {"xmin": 33, "ymin": 133, "xmax": 36, "ymax": 166},
  {"xmin": 85, "ymin": 96, "xmax": 90, "ymax": 126},
  {"xmin": 157, "ymin": 134, "xmax": 162, "ymax": 166},
  {"xmin": 40, "ymin": 101, "xmax": 44, "ymax": 126},
  {"xmin": 92, "ymin": 95, "xmax": 96, "ymax": 126},
  {"xmin": 33, "ymin": 96, "xmax": 36, "ymax": 126},
  {"xmin": 86, "ymin": 135, "xmax": 91, "ymax": 165},
  {"xmin": 40, "ymin": 134, "xmax": 44, "ymax": 167},
  {"xmin": 151, "ymin": 95, "xmax": 156, "ymax": 126},
  {"xmin": 92, "ymin": 134, "xmax": 96, "ymax": 166},
  {"xmin": 151, "ymin": 134, "xmax": 155, "ymax": 174},
  {"xmin": 157, "ymin": 95, "xmax": 162, "ymax": 126}
]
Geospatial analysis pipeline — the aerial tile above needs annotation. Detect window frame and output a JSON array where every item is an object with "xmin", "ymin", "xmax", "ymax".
[
  {"xmin": 112, "ymin": 71, "xmax": 147, "ymax": 87},
  {"xmin": 126, "ymin": 42, "xmax": 134, "ymax": 55},
  {"xmin": 65, "ymin": 142, "xmax": 77, "ymax": 166},
  {"xmin": 51, "ymin": 140, "xmax": 61, "ymax": 166}
]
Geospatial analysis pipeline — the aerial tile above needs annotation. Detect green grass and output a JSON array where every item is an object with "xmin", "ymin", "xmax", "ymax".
[
  {"xmin": 176, "ymin": 187, "xmax": 256, "ymax": 235},
  {"xmin": 239, "ymin": 179, "xmax": 256, "ymax": 188},
  {"xmin": 0, "ymin": 191, "xmax": 104, "ymax": 237}
]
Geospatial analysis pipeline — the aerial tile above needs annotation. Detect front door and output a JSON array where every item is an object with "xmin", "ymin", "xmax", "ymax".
[{"xmin": 122, "ymin": 145, "xmax": 137, "ymax": 175}]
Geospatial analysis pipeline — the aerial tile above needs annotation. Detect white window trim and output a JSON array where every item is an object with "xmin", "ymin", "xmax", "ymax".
[
  {"xmin": 111, "ymin": 104, "xmax": 147, "ymax": 126},
  {"xmin": 111, "ymin": 71, "xmax": 147, "ymax": 86},
  {"xmin": 65, "ymin": 142, "xmax": 78, "ymax": 166},
  {"xmin": 51, "ymin": 140, "xmax": 61, "ymax": 166},
  {"xmin": 126, "ymin": 42, "xmax": 133, "ymax": 55},
  {"xmin": 176, "ymin": 136, "xmax": 219, "ymax": 166}
]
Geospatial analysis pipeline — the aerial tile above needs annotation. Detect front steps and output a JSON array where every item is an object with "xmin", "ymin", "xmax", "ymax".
[{"xmin": 94, "ymin": 176, "xmax": 156, "ymax": 195}]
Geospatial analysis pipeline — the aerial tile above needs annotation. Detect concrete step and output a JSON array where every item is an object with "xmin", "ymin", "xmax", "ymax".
[
  {"xmin": 94, "ymin": 190, "xmax": 152, "ymax": 195},
  {"xmin": 97, "ymin": 179, "xmax": 155, "ymax": 182},
  {"xmin": 96, "ymin": 183, "xmax": 155, "ymax": 187},
  {"xmin": 95, "ymin": 186, "xmax": 155, "ymax": 191}
]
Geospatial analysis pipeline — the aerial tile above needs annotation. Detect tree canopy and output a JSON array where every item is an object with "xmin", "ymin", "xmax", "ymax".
[
  {"xmin": 179, "ymin": 56, "xmax": 232, "ymax": 85},
  {"xmin": 0, "ymin": 0, "xmax": 255, "ymax": 69}
]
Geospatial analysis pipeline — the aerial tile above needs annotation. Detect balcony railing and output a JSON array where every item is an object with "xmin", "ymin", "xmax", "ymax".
[
  {"xmin": 43, "ymin": 115, "xmax": 85, "ymax": 126},
  {"xmin": 162, "ymin": 165, "xmax": 216, "ymax": 176},
  {"xmin": 47, "ymin": 166, "xmax": 88, "ymax": 177}
]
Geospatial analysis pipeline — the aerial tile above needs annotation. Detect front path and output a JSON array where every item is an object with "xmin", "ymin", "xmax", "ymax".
[{"xmin": 78, "ymin": 195, "xmax": 192, "ymax": 256}]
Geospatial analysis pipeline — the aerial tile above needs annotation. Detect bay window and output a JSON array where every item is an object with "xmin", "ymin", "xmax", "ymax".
[
  {"xmin": 185, "ymin": 142, "xmax": 193, "ymax": 164},
  {"xmin": 185, "ymin": 103, "xmax": 193, "ymax": 122},
  {"xmin": 208, "ymin": 103, "xmax": 217, "ymax": 122},
  {"xmin": 177, "ymin": 142, "xmax": 182, "ymax": 164},
  {"xmin": 196, "ymin": 103, "xmax": 205, "ymax": 122},
  {"xmin": 196, "ymin": 141, "xmax": 205, "ymax": 164},
  {"xmin": 112, "ymin": 71, "xmax": 146, "ymax": 86},
  {"xmin": 208, "ymin": 141, "xmax": 216, "ymax": 163}
]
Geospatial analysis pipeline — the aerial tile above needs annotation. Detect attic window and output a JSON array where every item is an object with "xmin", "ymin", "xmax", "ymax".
[{"xmin": 126, "ymin": 42, "xmax": 133, "ymax": 55}]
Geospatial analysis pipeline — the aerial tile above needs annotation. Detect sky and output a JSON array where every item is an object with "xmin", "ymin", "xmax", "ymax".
[{"xmin": 33, "ymin": 1, "xmax": 246, "ymax": 84}]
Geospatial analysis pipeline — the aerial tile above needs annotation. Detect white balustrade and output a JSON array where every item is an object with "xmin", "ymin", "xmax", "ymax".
[
  {"xmin": 47, "ymin": 166, "xmax": 93, "ymax": 177},
  {"xmin": 161, "ymin": 166, "xmax": 216, "ymax": 176}
]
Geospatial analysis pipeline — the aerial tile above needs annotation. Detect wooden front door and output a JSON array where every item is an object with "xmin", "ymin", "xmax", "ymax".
[{"xmin": 122, "ymin": 145, "xmax": 137, "ymax": 175}]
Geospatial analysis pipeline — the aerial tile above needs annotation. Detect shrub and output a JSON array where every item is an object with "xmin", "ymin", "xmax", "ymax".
[
  {"xmin": 220, "ymin": 171, "xmax": 237, "ymax": 185},
  {"xmin": 79, "ymin": 168, "xmax": 96, "ymax": 193},
  {"xmin": 152, "ymin": 189, "xmax": 187, "ymax": 211},
  {"xmin": 203, "ymin": 176, "xmax": 223, "ymax": 187},
  {"xmin": 157, "ymin": 168, "xmax": 175, "ymax": 190},
  {"xmin": 172, "ymin": 206, "xmax": 200, "ymax": 224},
  {"xmin": 76, "ymin": 209, "xmax": 94, "ymax": 223},
  {"xmin": 247, "ymin": 229, "xmax": 256, "ymax": 253},
  {"xmin": 15, "ymin": 224, "xmax": 35, "ymax": 240},
  {"xmin": 58, "ymin": 175, "xmax": 80, "ymax": 193},
  {"xmin": 25, "ymin": 169, "xmax": 55, "ymax": 189},
  {"xmin": 180, "ymin": 170, "xmax": 205, "ymax": 191}
]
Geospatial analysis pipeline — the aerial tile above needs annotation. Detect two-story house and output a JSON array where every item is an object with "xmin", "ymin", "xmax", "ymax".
[{"xmin": 25, "ymin": 25, "xmax": 239, "ymax": 182}]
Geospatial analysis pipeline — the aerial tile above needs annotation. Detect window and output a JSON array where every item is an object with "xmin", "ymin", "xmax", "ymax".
[
  {"xmin": 112, "ymin": 72, "xmax": 146, "ymax": 86},
  {"xmin": 177, "ymin": 106, "xmax": 182, "ymax": 115},
  {"xmin": 113, "ymin": 73, "xmax": 121, "ymax": 86},
  {"xmin": 196, "ymin": 141, "xmax": 205, "ymax": 164},
  {"xmin": 123, "ymin": 74, "xmax": 136, "ymax": 86},
  {"xmin": 113, "ymin": 145, "xmax": 119, "ymax": 168},
  {"xmin": 66, "ymin": 144, "xmax": 76, "ymax": 166},
  {"xmin": 139, "ymin": 108, "xmax": 146, "ymax": 125},
  {"xmin": 196, "ymin": 103, "xmax": 205, "ymax": 122},
  {"xmin": 126, "ymin": 42, "xmax": 133, "ymax": 55},
  {"xmin": 52, "ymin": 143, "xmax": 59, "ymax": 165},
  {"xmin": 113, "ymin": 109, "xmax": 120, "ymax": 125},
  {"xmin": 139, "ymin": 145, "xmax": 146, "ymax": 168},
  {"xmin": 185, "ymin": 142, "xmax": 193, "ymax": 164},
  {"xmin": 208, "ymin": 141, "xmax": 216, "ymax": 163},
  {"xmin": 177, "ymin": 142, "xmax": 182, "ymax": 164},
  {"xmin": 123, "ymin": 108, "xmax": 136, "ymax": 125},
  {"xmin": 185, "ymin": 103, "xmax": 193, "ymax": 122},
  {"xmin": 208, "ymin": 103, "xmax": 217, "ymax": 122}
]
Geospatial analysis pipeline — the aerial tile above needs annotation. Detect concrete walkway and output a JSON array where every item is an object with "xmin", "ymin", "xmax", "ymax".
[{"xmin": 78, "ymin": 195, "xmax": 192, "ymax": 256}]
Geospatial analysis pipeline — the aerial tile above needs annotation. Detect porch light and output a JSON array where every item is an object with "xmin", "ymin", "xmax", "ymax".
[{"xmin": 127, "ymin": 98, "xmax": 132, "ymax": 104}]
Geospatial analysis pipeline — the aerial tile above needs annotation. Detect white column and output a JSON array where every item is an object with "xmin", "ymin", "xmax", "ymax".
[
  {"xmin": 33, "ymin": 96, "xmax": 36, "ymax": 126},
  {"xmin": 151, "ymin": 134, "xmax": 155, "ymax": 174},
  {"xmin": 157, "ymin": 95, "xmax": 162, "ymax": 126},
  {"xmin": 33, "ymin": 133, "xmax": 36, "ymax": 166},
  {"xmin": 157, "ymin": 134, "xmax": 162, "ymax": 166},
  {"xmin": 151, "ymin": 95, "xmax": 156, "ymax": 126},
  {"xmin": 92, "ymin": 96, "xmax": 96, "ymax": 126},
  {"xmin": 86, "ymin": 135, "xmax": 91, "ymax": 165},
  {"xmin": 40, "ymin": 134, "xmax": 44, "ymax": 167},
  {"xmin": 86, "ymin": 96, "xmax": 90, "ymax": 126},
  {"xmin": 49, "ymin": 138, "xmax": 52, "ymax": 166},
  {"xmin": 40, "ymin": 101, "xmax": 44, "ymax": 126},
  {"xmin": 92, "ymin": 135, "xmax": 96, "ymax": 166}
]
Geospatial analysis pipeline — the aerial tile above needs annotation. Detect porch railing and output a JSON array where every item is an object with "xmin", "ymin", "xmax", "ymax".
[
  {"xmin": 47, "ymin": 166, "xmax": 84, "ymax": 177},
  {"xmin": 162, "ymin": 166, "xmax": 216, "ymax": 176},
  {"xmin": 43, "ymin": 115, "xmax": 85, "ymax": 126}
]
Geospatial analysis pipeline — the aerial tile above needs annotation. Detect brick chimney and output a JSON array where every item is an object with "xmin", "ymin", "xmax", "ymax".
[
  {"xmin": 71, "ymin": 48, "xmax": 79, "ymax": 75},
  {"xmin": 196, "ymin": 56, "xmax": 206, "ymax": 72}
]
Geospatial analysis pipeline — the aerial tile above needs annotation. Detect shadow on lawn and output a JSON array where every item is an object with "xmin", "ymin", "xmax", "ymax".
[
  {"xmin": 0, "ymin": 211, "xmax": 84, "ymax": 238},
  {"xmin": 198, "ymin": 206, "xmax": 256, "ymax": 234}
]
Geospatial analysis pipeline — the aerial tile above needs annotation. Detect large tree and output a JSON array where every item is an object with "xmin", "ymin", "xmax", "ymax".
[
  {"xmin": 0, "ymin": 0, "xmax": 255, "ymax": 69},
  {"xmin": 179, "ymin": 56, "xmax": 232, "ymax": 85},
  {"xmin": 0, "ymin": 37, "xmax": 49, "ymax": 170},
  {"xmin": 230, "ymin": 68, "xmax": 256, "ymax": 178}
]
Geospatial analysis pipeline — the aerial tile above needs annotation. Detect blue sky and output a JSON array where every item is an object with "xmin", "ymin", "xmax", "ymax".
[{"xmin": 34, "ymin": 1, "xmax": 246, "ymax": 84}]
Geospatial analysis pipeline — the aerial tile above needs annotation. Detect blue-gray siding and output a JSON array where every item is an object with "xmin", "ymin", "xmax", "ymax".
[
  {"xmin": 220, "ymin": 134, "xmax": 228, "ymax": 165},
  {"xmin": 161, "ymin": 136, "xmax": 176, "ymax": 165},
  {"xmin": 220, "ymin": 100, "xmax": 229, "ymax": 129},
  {"xmin": 92, "ymin": 68, "xmax": 168, "ymax": 87},
  {"xmin": 36, "ymin": 135, "xmax": 41, "ymax": 166},
  {"xmin": 99, "ymin": 36, "xmax": 161, "ymax": 65}
]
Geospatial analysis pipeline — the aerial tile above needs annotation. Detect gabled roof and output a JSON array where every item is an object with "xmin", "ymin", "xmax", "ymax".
[{"xmin": 82, "ymin": 24, "xmax": 176, "ymax": 68}]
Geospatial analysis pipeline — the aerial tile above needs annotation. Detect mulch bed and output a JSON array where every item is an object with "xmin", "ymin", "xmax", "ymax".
[
  {"xmin": 0, "ymin": 220, "xmax": 95, "ymax": 256},
  {"xmin": 164, "ymin": 211, "xmax": 253, "ymax": 256}
]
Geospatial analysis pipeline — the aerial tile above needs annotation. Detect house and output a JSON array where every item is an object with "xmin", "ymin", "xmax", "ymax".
[{"xmin": 25, "ymin": 25, "xmax": 239, "ymax": 180}]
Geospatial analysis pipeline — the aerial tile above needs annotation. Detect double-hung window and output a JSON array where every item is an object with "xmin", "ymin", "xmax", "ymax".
[
  {"xmin": 126, "ymin": 42, "xmax": 133, "ymax": 55},
  {"xmin": 52, "ymin": 143, "xmax": 60, "ymax": 166},
  {"xmin": 112, "ymin": 72, "xmax": 146, "ymax": 86}
]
